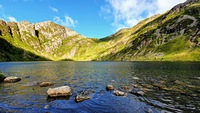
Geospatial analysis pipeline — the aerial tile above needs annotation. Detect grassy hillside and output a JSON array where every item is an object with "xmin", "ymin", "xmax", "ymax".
[
  {"xmin": 0, "ymin": 0, "xmax": 199, "ymax": 61},
  {"xmin": 0, "ymin": 37, "xmax": 48, "ymax": 61},
  {"xmin": 98, "ymin": 0, "xmax": 200, "ymax": 61}
]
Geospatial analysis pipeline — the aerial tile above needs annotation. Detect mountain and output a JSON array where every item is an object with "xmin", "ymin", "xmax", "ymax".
[
  {"xmin": 100, "ymin": 0, "xmax": 200, "ymax": 61},
  {"xmin": 0, "ymin": 0, "xmax": 199, "ymax": 61}
]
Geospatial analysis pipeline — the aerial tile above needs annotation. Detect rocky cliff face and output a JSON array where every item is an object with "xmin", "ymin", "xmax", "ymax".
[
  {"xmin": 0, "ymin": 0, "xmax": 199, "ymax": 61},
  {"xmin": 171, "ymin": 0, "xmax": 199, "ymax": 12},
  {"xmin": 0, "ymin": 20, "xmax": 95, "ymax": 61}
]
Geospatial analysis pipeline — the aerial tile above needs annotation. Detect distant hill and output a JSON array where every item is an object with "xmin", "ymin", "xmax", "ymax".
[{"xmin": 0, "ymin": 0, "xmax": 199, "ymax": 61}]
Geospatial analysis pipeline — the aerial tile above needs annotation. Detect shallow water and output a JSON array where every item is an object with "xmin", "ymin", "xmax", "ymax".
[{"xmin": 0, "ymin": 61, "xmax": 200, "ymax": 113}]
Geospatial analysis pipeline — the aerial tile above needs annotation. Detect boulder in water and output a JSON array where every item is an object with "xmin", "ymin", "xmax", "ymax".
[
  {"xmin": 75, "ymin": 94, "xmax": 91, "ymax": 102},
  {"xmin": 113, "ymin": 90, "xmax": 127, "ymax": 96},
  {"xmin": 106, "ymin": 84, "xmax": 114, "ymax": 90},
  {"xmin": 4, "ymin": 76, "xmax": 21, "ymax": 83},
  {"xmin": 39, "ymin": 82, "xmax": 53, "ymax": 87},
  {"xmin": 47, "ymin": 86, "xmax": 72, "ymax": 97}
]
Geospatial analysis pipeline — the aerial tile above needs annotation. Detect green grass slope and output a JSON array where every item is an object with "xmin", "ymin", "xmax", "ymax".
[
  {"xmin": 0, "ymin": 38, "xmax": 48, "ymax": 61},
  {"xmin": 99, "ymin": 0, "xmax": 200, "ymax": 61}
]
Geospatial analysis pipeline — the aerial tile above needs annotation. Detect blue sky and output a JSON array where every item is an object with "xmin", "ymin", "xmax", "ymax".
[{"xmin": 0, "ymin": 0, "xmax": 186, "ymax": 38}]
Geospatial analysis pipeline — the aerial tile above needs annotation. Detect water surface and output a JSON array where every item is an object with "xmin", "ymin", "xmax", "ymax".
[{"xmin": 0, "ymin": 61, "xmax": 200, "ymax": 113}]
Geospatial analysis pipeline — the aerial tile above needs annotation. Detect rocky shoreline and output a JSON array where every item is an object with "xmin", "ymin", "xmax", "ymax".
[{"xmin": 0, "ymin": 73, "xmax": 200, "ymax": 104}]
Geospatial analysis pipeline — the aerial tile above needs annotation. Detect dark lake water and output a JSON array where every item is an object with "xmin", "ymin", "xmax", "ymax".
[{"xmin": 0, "ymin": 61, "xmax": 200, "ymax": 113}]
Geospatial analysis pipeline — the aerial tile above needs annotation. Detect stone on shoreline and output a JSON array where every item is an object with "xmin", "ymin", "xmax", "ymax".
[
  {"xmin": 40, "ymin": 82, "xmax": 54, "ymax": 87},
  {"xmin": 4, "ymin": 76, "xmax": 21, "ymax": 83},
  {"xmin": 47, "ymin": 86, "xmax": 72, "ymax": 97}
]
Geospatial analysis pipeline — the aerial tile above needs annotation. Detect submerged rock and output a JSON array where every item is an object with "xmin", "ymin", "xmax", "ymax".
[
  {"xmin": 47, "ymin": 86, "xmax": 72, "ymax": 97},
  {"xmin": 174, "ymin": 80, "xmax": 186, "ymax": 85},
  {"xmin": 23, "ymin": 81, "xmax": 38, "ymax": 86},
  {"xmin": 120, "ymin": 85, "xmax": 133, "ymax": 92},
  {"xmin": 24, "ymin": 76, "xmax": 31, "ymax": 78},
  {"xmin": 47, "ymin": 96, "xmax": 70, "ymax": 102},
  {"xmin": 39, "ymin": 82, "xmax": 54, "ymax": 87},
  {"xmin": 141, "ymin": 84, "xmax": 154, "ymax": 89},
  {"xmin": 152, "ymin": 83, "xmax": 167, "ymax": 89},
  {"xmin": 4, "ymin": 76, "xmax": 21, "ymax": 83},
  {"xmin": 113, "ymin": 90, "xmax": 127, "ymax": 96},
  {"xmin": 44, "ymin": 105, "xmax": 50, "ymax": 109},
  {"xmin": 75, "ymin": 94, "xmax": 91, "ymax": 103},
  {"xmin": 75, "ymin": 90, "xmax": 95, "ymax": 102},
  {"xmin": 140, "ymin": 88, "xmax": 153, "ymax": 92},
  {"xmin": 106, "ymin": 84, "xmax": 114, "ymax": 90},
  {"xmin": 160, "ymin": 96, "xmax": 173, "ymax": 102},
  {"xmin": 131, "ymin": 89, "xmax": 145, "ymax": 96},
  {"xmin": 121, "ymin": 86, "xmax": 130, "ymax": 90},
  {"xmin": 196, "ymin": 77, "xmax": 200, "ymax": 80},
  {"xmin": 132, "ymin": 84, "xmax": 140, "ymax": 88},
  {"xmin": 0, "ymin": 73, "xmax": 6, "ymax": 82},
  {"xmin": 132, "ymin": 77, "xmax": 139, "ymax": 80}
]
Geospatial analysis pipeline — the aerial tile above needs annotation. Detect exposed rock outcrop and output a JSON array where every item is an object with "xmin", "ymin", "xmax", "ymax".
[{"xmin": 171, "ymin": 0, "xmax": 199, "ymax": 12}]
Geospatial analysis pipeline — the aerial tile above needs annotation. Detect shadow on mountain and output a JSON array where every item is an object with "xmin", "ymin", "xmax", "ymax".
[
  {"xmin": 60, "ymin": 59, "xmax": 74, "ymax": 61},
  {"xmin": 0, "ymin": 38, "xmax": 49, "ymax": 61}
]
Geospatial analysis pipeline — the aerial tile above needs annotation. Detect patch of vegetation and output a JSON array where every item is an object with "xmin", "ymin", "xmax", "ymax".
[
  {"xmin": 0, "ymin": 37, "xmax": 48, "ymax": 61},
  {"xmin": 0, "ymin": 73, "xmax": 6, "ymax": 82}
]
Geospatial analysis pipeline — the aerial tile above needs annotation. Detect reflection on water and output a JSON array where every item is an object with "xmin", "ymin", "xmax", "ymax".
[{"xmin": 0, "ymin": 61, "xmax": 200, "ymax": 112}]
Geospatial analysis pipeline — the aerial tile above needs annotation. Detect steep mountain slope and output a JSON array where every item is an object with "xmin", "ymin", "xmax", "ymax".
[
  {"xmin": 0, "ymin": 38, "xmax": 47, "ymax": 61},
  {"xmin": 99, "ymin": 0, "xmax": 200, "ymax": 61},
  {"xmin": 0, "ymin": 0, "xmax": 199, "ymax": 61},
  {"xmin": 0, "ymin": 20, "xmax": 96, "ymax": 61}
]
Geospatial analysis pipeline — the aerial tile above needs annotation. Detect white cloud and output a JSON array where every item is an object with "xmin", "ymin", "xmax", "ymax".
[
  {"xmin": 156, "ymin": 0, "xmax": 186, "ymax": 14},
  {"xmin": 53, "ymin": 16, "xmax": 78, "ymax": 27},
  {"xmin": 8, "ymin": 16, "xmax": 17, "ymax": 22},
  {"xmin": 101, "ymin": 0, "xmax": 157, "ymax": 31},
  {"xmin": 49, "ymin": 6, "xmax": 58, "ymax": 13},
  {"xmin": 0, "ymin": 4, "xmax": 17, "ymax": 22},
  {"xmin": 101, "ymin": 0, "xmax": 186, "ymax": 31}
]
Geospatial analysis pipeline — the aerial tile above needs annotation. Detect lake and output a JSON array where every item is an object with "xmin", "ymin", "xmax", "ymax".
[{"xmin": 0, "ymin": 61, "xmax": 200, "ymax": 113}]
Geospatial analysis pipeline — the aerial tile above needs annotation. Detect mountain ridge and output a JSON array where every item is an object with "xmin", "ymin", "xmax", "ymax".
[{"xmin": 0, "ymin": 0, "xmax": 199, "ymax": 61}]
